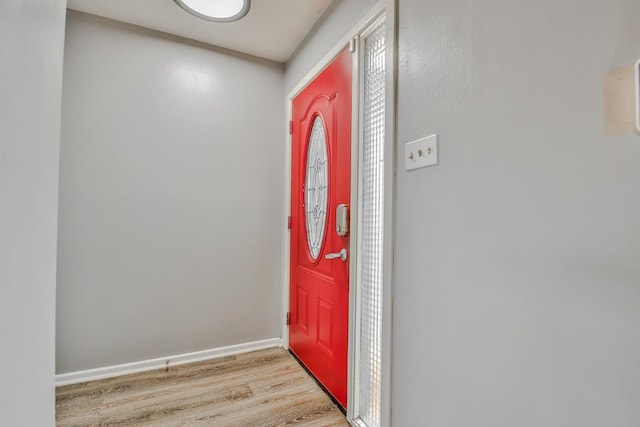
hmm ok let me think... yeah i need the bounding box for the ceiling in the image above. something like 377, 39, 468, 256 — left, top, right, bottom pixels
67, 0, 335, 63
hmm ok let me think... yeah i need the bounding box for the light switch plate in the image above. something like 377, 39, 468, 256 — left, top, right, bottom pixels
405, 134, 438, 171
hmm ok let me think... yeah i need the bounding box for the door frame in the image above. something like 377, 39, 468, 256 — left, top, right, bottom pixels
282, 2, 395, 425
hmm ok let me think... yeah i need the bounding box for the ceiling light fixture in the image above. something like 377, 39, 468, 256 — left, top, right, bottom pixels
174, 0, 251, 23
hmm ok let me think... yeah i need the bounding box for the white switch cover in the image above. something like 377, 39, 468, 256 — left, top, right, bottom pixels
405, 134, 438, 171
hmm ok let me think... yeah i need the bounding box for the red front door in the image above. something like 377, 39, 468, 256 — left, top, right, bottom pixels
289, 47, 352, 408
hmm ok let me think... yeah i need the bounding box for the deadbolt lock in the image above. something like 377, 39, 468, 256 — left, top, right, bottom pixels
336, 204, 349, 237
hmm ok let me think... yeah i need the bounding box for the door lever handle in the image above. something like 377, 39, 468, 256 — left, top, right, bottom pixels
325, 248, 348, 261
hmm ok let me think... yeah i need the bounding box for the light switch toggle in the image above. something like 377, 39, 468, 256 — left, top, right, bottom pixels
405, 134, 438, 171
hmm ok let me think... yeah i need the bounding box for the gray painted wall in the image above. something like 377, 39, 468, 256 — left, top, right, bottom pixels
285, 0, 380, 94
57, 11, 284, 374
288, 0, 640, 425
0, 0, 66, 425
393, 0, 640, 426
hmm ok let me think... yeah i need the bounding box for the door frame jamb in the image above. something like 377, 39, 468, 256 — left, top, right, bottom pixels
281, 3, 392, 425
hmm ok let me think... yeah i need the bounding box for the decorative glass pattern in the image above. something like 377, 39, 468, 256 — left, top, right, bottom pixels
305, 116, 329, 260
358, 21, 385, 427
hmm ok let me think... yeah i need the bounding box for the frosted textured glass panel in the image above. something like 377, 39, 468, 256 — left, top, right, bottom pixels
305, 116, 329, 259
358, 21, 385, 427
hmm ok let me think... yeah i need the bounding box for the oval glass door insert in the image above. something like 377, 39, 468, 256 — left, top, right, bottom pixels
305, 116, 329, 259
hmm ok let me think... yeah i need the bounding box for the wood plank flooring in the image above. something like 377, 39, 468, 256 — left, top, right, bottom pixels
56, 347, 349, 426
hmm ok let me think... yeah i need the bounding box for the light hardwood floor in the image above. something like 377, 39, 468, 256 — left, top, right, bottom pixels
56, 347, 349, 426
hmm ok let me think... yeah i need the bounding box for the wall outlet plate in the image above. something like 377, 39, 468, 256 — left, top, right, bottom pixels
405, 134, 438, 171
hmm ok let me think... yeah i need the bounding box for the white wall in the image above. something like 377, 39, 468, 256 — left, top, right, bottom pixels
285, 0, 380, 93
57, 11, 284, 374
0, 0, 66, 425
393, 0, 640, 426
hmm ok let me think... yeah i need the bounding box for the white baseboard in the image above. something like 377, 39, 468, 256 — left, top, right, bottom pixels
55, 337, 282, 387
